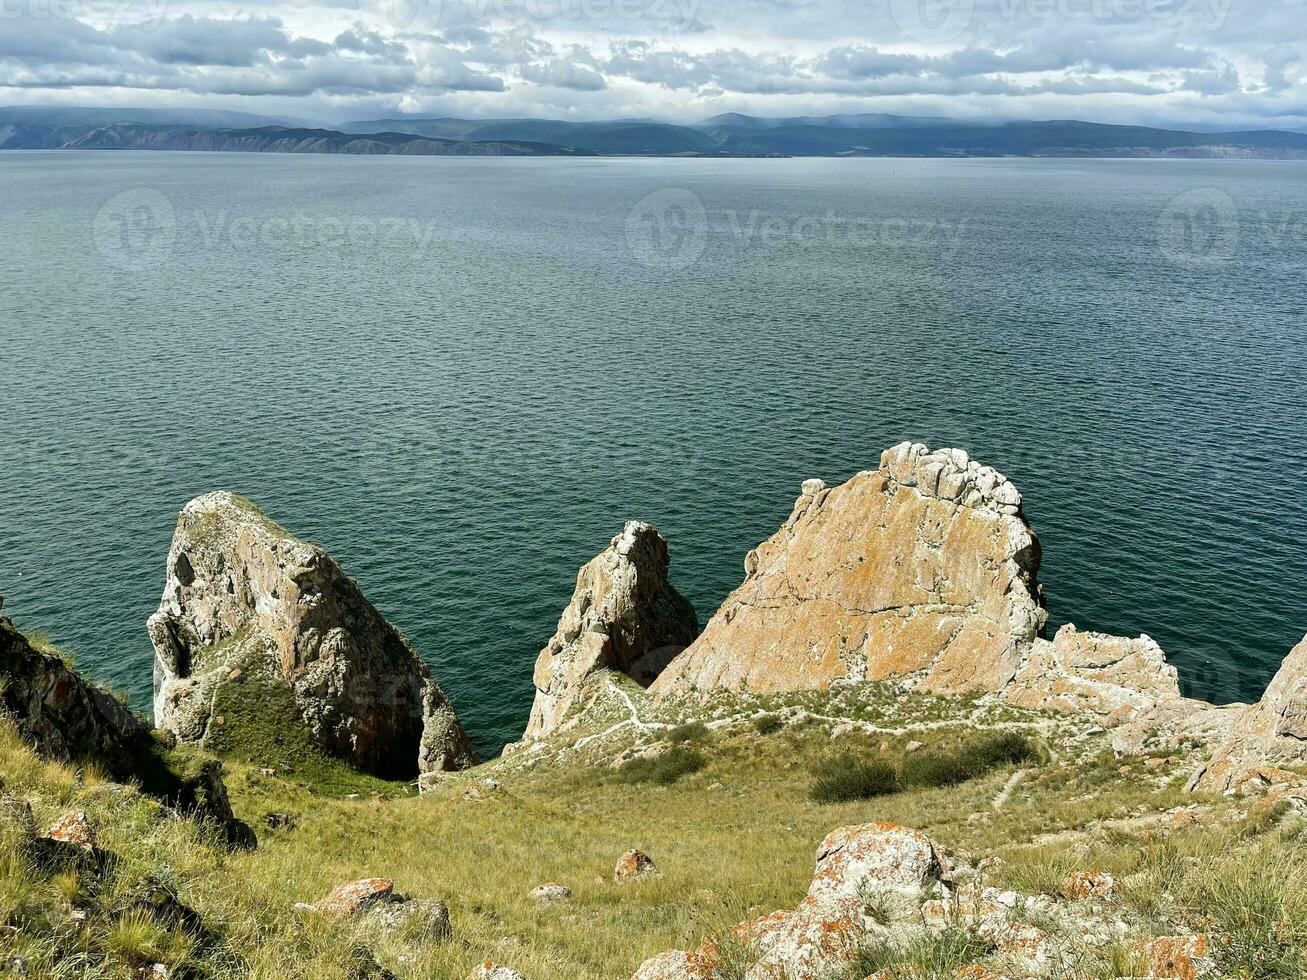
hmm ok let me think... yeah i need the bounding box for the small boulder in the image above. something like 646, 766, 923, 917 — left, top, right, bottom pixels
1059, 870, 1117, 901
46, 809, 96, 850
467, 964, 525, 980
313, 878, 394, 916
366, 897, 451, 940
614, 850, 658, 882
529, 883, 571, 903
1131, 934, 1219, 979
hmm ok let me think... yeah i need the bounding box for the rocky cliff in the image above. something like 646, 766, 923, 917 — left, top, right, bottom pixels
0, 612, 150, 777
149, 491, 476, 779
651, 443, 1045, 698
1189, 634, 1307, 794
525, 522, 697, 739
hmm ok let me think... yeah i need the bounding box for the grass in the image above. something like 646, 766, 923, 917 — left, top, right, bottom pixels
1, 676, 1303, 980
848, 927, 993, 978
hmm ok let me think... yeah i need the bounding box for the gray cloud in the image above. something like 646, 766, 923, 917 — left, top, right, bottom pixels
0, 0, 1302, 129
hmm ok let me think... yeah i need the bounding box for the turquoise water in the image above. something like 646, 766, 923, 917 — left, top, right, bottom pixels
2, 151, 1305, 757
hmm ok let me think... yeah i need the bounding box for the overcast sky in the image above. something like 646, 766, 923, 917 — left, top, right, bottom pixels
2, 0, 1304, 128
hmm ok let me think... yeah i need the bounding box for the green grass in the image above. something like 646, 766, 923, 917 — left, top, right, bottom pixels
1, 679, 1303, 980
848, 927, 992, 977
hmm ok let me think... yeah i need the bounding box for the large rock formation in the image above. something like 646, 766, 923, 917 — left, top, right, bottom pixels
652, 443, 1045, 698
149, 492, 476, 778
525, 521, 697, 739
1189, 634, 1307, 793
0, 613, 150, 775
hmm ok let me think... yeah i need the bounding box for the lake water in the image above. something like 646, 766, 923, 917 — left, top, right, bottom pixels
2, 151, 1305, 757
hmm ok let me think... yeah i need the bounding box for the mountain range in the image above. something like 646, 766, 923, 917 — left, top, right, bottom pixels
4, 105, 1307, 158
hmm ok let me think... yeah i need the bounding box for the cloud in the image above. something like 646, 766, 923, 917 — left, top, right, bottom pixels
0, 0, 1301, 129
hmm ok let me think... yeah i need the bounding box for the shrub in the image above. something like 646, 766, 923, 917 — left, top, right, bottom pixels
614, 747, 706, 786
751, 715, 783, 735
901, 733, 1036, 789
665, 721, 709, 744
809, 755, 899, 804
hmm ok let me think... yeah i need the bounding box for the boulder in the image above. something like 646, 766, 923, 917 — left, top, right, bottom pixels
467, 965, 525, 980
148, 492, 476, 779
1189, 634, 1307, 794
528, 883, 571, 903
525, 521, 697, 739
311, 878, 394, 916
1131, 934, 1219, 979
652, 444, 1045, 698
0, 616, 150, 776
45, 809, 96, 849
365, 897, 451, 940
614, 849, 659, 882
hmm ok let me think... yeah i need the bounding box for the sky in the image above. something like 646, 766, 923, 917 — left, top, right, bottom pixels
1, 0, 1305, 128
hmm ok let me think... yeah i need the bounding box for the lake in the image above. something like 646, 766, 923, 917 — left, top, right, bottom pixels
1, 151, 1305, 756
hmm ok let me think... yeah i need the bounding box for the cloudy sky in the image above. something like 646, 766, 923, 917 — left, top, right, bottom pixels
2, 0, 1305, 128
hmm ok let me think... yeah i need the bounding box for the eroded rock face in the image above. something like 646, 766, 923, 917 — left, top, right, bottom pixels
652, 443, 1045, 698
1005, 625, 1183, 719
1189, 634, 1307, 794
0, 616, 150, 776
149, 492, 476, 778
524, 521, 697, 739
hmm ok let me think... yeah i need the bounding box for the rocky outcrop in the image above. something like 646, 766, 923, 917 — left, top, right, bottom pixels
1189, 634, 1307, 794
149, 492, 476, 779
0, 615, 150, 776
1005, 625, 1183, 719
633, 822, 947, 980
652, 443, 1045, 698
524, 522, 697, 739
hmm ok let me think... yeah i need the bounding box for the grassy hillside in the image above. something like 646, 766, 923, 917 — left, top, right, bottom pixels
3, 664, 1305, 979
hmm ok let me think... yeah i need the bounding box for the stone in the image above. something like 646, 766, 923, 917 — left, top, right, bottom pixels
525, 521, 697, 739
0, 616, 150, 778
529, 883, 571, 902
313, 878, 394, 916
1059, 870, 1117, 901
45, 809, 95, 850
1189, 634, 1307, 794
614, 850, 658, 882
1131, 934, 1218, 979
148, 492, 476, 779
365, 897, 451, 940
630, 949, 722, 980
652, 444, 1045, 699
467, 964, 525, 980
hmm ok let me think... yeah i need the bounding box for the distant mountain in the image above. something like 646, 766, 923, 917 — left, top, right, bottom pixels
3, 122, 594, 156
343, 117, 734, 155
4, 106, 1307, 159
346, 113, 1307, 158
0, 105, 314, 129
